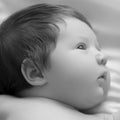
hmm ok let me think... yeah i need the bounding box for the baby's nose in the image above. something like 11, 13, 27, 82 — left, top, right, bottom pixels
96, 52, 108, 66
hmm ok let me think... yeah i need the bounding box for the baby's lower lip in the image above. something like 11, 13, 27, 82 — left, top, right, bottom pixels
97, 73, 107, 87
97, 72, 110, 90
97, 77, 105, 87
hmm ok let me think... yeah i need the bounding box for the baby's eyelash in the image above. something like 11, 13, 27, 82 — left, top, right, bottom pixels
77, 43, 87, 50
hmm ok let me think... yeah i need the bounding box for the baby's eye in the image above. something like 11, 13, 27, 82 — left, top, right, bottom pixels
77, 43, 87, 50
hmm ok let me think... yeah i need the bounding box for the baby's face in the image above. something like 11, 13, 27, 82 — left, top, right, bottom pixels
44, 17, 110, 109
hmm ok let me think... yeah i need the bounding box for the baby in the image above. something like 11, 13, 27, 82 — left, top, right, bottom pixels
0, 3, 117, 120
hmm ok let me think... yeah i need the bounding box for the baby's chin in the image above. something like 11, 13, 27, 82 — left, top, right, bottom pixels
82, 98, 107, 114
76, 91, 107, 111
81, 75, 110, 111
78, 98, 106, 114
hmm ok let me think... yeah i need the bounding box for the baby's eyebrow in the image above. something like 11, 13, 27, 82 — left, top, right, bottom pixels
77, 36, 89, 42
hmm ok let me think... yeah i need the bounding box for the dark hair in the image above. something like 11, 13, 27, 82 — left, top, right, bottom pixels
0, 3, 92, 96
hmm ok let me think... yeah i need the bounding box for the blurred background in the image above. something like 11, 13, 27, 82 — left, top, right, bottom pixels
0, 0, 120, 113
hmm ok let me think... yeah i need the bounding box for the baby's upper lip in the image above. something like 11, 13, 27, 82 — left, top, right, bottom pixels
98, 71, 108, 80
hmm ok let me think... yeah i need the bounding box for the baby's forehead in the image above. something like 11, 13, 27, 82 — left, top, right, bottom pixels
56, 17, 97, 42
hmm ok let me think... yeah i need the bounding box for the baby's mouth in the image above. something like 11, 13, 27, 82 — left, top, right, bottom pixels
97, 71, 108, 87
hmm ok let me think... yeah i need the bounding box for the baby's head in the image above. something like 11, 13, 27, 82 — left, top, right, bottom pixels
0, 4, 110, 110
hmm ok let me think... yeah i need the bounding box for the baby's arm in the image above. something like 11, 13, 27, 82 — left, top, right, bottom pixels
0, 96, 114, 120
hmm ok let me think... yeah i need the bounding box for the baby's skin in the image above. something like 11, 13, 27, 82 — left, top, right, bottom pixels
0, 96, 114, 120
0, 17, 118, 120
0, 4, 117, 120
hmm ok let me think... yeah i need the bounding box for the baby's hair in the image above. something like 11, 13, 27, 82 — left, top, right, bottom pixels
0, 3, 92, 96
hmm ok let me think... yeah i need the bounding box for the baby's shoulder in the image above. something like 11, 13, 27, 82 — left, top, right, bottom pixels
0, 96, 113, 120
21, 98, 111, 120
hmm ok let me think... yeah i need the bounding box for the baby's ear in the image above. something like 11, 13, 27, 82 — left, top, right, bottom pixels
21, 58, 48, 86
